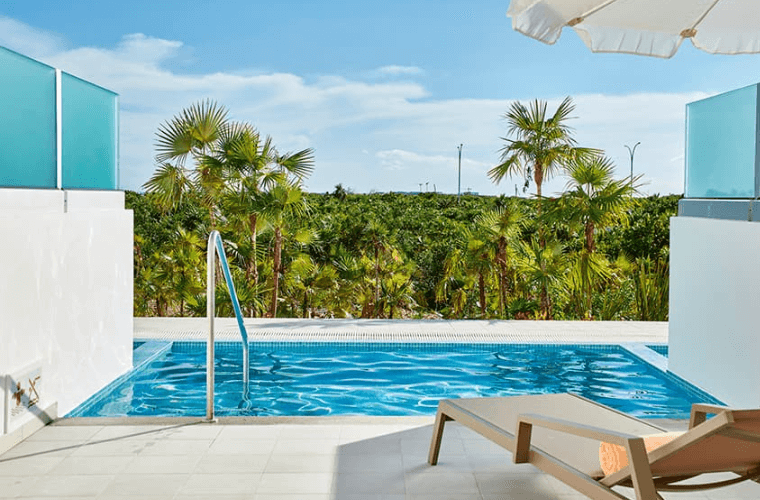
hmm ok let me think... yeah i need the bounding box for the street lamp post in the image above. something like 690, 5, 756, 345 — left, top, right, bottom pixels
624, 142, 641, 185
457, 144, 463, 201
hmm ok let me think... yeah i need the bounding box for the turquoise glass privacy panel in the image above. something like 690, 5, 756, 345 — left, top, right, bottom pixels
61, 72, 119, 190
685, 84, 759, 198
0, 47, 57, 188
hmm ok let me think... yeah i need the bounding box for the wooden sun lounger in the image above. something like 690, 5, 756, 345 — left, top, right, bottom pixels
428, 393, 760, 500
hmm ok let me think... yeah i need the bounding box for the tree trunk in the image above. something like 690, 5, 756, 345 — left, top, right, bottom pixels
361, 301, 373, 318
249, 214, 259, 285
269, 227, 282, 318
497, 239, 508, 318
245, 214, 259, 318
302, 290, 309, 318
179, 269, 185, 317
535, 161, 545, 248
374, 246, 381, 318
134, 243, 143, 274
539, 284, 551, 320
585, 222, 595, 319
541, 287, 549, 319
540, 264, 549, 319
478, 272, 486, 316
208, 206, 216, 231
534, 168, 550, 319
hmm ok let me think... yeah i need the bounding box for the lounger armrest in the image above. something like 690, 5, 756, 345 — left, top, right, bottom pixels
690, 403, 732, 429
514, 413, 659, 498
513, 413, 641, 464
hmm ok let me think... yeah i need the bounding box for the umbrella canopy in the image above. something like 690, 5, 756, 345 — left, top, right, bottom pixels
508, 0, 760, 58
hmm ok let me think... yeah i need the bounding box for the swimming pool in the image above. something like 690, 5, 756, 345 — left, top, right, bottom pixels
69, 342, 718, 419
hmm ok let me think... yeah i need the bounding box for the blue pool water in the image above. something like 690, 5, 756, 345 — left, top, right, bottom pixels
70, 342, 717, 419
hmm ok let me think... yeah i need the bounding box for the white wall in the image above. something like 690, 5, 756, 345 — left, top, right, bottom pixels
0, 188, 133, 430
669, 216, 760, 408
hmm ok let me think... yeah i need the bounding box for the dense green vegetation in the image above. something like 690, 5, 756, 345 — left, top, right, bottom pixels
129, 190, 678, 320
130, 97, 676, 321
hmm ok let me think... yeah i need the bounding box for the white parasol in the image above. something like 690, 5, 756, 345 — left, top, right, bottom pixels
508, 0, 760, 58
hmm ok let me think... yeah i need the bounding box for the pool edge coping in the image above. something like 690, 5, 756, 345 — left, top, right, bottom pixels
53, 415, 438, 426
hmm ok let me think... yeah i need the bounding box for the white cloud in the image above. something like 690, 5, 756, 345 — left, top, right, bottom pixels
0, 16, 66, 57
2, 16, 703, 196
367, 65, 425, 78
376, 149, 489, 173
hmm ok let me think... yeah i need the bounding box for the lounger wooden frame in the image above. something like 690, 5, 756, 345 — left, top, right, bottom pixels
428, 395, 760, 500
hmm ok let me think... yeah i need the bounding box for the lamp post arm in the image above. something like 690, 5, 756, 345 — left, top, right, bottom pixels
624, 142, 641, 184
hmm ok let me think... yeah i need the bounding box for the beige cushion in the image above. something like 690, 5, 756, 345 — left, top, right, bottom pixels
599, 432, 684, 476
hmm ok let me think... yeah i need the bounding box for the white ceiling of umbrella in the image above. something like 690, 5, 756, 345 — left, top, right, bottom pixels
508, 0, 760, 58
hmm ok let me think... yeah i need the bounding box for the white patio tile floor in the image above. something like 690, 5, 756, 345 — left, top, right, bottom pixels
1, 419, 758, 499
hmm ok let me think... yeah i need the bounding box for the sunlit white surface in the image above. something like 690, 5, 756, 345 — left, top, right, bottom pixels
670, 216, 760, 408
0, 188, 132, 432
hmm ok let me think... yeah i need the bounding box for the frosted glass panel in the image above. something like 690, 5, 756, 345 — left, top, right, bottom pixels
685, 85, 758, 198
61, 72, 118, 190
0, 47, 57, 188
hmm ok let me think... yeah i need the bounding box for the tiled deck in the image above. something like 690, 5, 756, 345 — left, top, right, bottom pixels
134, 318, 669, 343
2, 418, 758, 499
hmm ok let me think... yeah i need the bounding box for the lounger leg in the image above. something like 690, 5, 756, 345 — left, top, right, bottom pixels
625, 438, 658, 500
428, 409, 451, 465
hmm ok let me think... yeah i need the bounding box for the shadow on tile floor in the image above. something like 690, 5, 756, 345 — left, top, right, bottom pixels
333, 422, 760, 500
334, 424, 565, 500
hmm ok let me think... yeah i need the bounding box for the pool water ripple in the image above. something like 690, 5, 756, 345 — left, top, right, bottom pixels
70, 343, 719, 419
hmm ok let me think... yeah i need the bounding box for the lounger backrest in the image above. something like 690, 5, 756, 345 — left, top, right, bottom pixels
648, 409, 760, 476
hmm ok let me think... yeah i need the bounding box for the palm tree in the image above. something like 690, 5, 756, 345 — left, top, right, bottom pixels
518, 239, 569, 319
488, 97, 598, 243
633, 257, 669, 321
169, 228, 204, 316
549, 155, 637, 318
361, 221, 392, 318
557, 156, 637, 252
476, 200, 524, 318
382, 271, 417, 319
332, 184, 349, 201
145, 101, 315, 317
222, 125, 314, 290
436, 238, 495, 318
144, 100, 230, 223
331, 247, 367, 318
287, 255, 339, 318
259, 181, 309, 317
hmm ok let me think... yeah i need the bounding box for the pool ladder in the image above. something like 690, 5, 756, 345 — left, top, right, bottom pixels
206, 230, 250, 421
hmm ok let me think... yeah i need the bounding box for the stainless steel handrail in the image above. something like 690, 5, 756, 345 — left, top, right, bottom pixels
206, 230, 250, 421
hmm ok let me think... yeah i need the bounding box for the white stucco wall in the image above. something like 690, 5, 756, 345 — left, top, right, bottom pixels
669, 216, 760, 408
0, 188, 132, 431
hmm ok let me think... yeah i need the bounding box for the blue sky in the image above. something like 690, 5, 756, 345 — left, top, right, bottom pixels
3, 1, 760, 196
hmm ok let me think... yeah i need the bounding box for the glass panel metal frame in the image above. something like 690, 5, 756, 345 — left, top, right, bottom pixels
0, 45, 119, 191
685, 84, 760, 199
0, 47, 57, 188
61, 72, 119, 190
